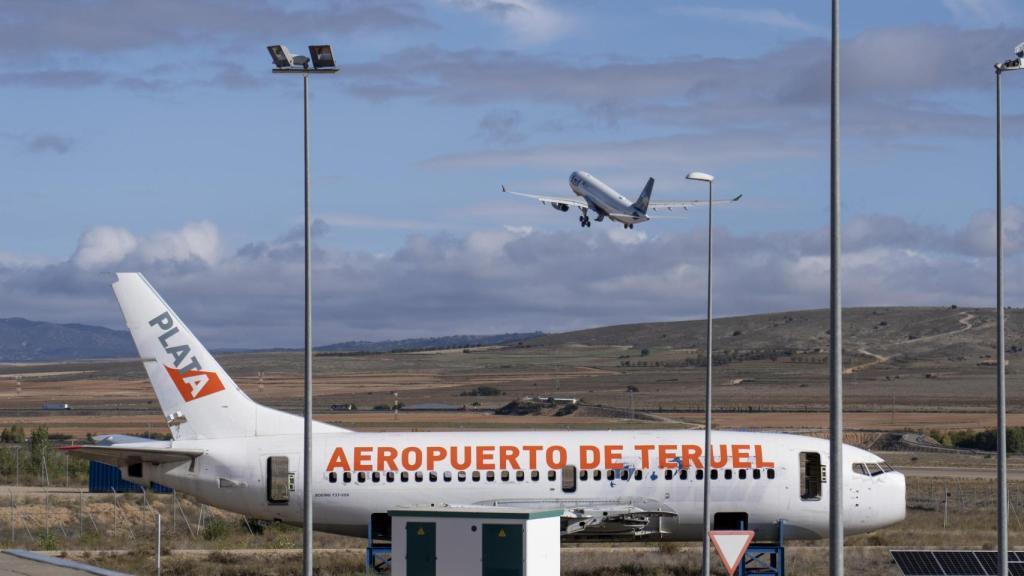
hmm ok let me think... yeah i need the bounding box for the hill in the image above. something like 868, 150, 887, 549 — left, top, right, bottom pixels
528, 306, 1022, 364
315, 332, 542, 354
0, 317, 136, 362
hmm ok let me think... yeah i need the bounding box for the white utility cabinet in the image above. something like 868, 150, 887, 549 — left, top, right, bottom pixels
389, 505, 562, 576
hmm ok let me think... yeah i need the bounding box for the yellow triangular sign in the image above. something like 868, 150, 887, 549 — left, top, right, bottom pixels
417, 527, 425, 536
498, 529, 506, 538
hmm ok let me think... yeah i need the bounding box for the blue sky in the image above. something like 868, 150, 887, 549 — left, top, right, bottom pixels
2, 0, 1024, 347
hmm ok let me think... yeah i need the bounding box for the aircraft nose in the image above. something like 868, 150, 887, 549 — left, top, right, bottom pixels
569, 171, 581, 183
869, 471, 906, 530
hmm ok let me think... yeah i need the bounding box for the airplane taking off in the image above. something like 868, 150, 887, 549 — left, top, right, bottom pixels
66, 273, 904, 542
504, 171, 741, 229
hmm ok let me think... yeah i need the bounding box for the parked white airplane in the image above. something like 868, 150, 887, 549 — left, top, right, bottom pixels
503, 171, 741, 229
66, 273, 904, 541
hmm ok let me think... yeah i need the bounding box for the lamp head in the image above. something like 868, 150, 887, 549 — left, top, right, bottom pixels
267, 45, 294, 68
309, 45, 336, 69
686, 171, 714, 183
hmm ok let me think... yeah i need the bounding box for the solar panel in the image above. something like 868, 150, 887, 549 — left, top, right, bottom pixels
891, 551, 1024, 576
932, 551, 986, 575
893, 551, 943, 575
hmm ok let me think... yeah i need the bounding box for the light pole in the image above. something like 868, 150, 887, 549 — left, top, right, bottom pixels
267, 43, 338, 576
687, 170, 715, 576
994, 42, 1023, 576
828, 1, 844, 574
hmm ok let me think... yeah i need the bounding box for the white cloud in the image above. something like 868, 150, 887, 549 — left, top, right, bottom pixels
4, 208, 1024, 348
71, 221, 219, 271
141, 221, 220, 266
943, 0, 1020, 26
676, 6, 821, 34
72, 226, 138, 271
444, 0, 570, 44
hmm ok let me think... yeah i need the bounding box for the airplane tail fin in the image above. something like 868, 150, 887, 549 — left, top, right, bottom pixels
631, 178, 655, 214
112, 273, 259, 441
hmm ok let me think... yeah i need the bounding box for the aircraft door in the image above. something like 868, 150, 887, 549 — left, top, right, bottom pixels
561, 465, 577, 493
800, 452, 823, 501
267, 456, 291, 504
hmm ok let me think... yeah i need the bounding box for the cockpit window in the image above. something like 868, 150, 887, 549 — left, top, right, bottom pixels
853, 461, 893, 476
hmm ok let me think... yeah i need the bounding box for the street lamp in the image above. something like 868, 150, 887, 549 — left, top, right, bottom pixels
687, 170, 715, 576
994, 42, 1022, 576
267, 43, 338, 576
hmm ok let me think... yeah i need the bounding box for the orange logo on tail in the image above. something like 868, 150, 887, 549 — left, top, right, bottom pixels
165, 366, 225, 402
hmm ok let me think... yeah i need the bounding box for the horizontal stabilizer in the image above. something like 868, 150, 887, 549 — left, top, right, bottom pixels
63, 444, 204, 467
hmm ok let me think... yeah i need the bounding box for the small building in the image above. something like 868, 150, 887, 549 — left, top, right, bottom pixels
390, 505, 561, 576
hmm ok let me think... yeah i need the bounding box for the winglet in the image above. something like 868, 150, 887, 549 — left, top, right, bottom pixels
733, 194, 743, 202
501, 185, 507, 193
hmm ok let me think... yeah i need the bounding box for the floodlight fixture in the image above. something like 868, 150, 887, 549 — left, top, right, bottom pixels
686, 171, 714, 183
267, 45, 295, 68
309, 45, 336, 69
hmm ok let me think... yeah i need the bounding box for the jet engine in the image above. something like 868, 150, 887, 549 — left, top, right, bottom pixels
551, 202, 570, 212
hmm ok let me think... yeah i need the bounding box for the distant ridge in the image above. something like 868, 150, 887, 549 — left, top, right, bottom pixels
315, 332, 543, 354
0, 317, 136, 362
0, 317, 543, 362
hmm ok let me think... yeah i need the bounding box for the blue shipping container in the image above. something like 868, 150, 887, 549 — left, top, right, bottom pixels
88, 461, 173, 494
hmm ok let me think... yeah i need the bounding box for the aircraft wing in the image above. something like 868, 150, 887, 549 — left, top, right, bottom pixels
62, 444, 204, 467
502, 186, 589, 209
647, 194, 743, 212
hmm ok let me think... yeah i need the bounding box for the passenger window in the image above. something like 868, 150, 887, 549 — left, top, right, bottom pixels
800, 452, 823, 500
580, 470, 589, 481
634, 469, 642, 481
753, 469, 761, 480
400, 472, 409, 482
696, 469, 704, 481
562, 465, 577, 493
725, 469, 732, 480
443, 471, 452, 482
328, 471, 337, 484
486, 471, 495, 481
429, 471, 437, 482
458, 471, 466, 482
606, 469, 614, 480
516, 470, 524, 481
414, 472, 423, 482
548, 470, 556, 481
372, 471, 380, 483
739, 469, 746, 480
531, 470, 539, 481
594, 470, 602, 481
343, 471, 352, 483
665, 469, 673, 480
387, 472, 395, 482
357, 472, 366, 483
680, 469, 688, 480
710, 470, 718, 480
472, 471, 481, 482
767, 469, 775, 479
501, 470, 510, 481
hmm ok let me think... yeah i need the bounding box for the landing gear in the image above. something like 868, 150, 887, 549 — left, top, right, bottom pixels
579, 213, 591, 228
623, 223, 634, 230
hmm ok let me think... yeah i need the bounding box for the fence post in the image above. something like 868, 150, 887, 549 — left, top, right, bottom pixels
79, 489, 84, 537
156, 512, 161, 576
